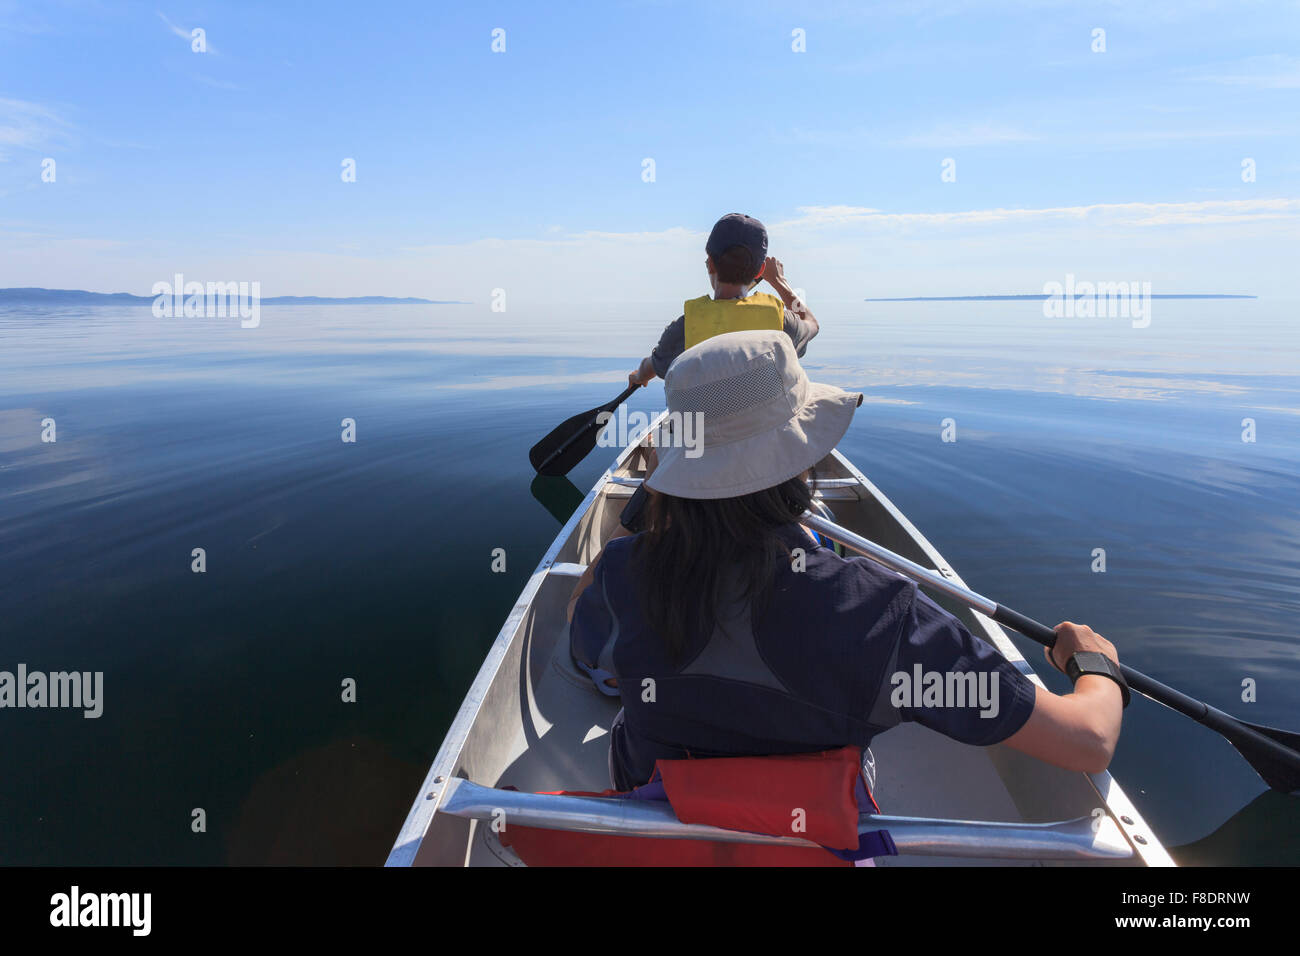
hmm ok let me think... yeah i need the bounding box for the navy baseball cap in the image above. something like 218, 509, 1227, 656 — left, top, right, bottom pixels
705, 213, 767, 272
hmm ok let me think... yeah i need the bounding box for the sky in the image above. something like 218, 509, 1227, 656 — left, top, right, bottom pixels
1, 0, 1298, 303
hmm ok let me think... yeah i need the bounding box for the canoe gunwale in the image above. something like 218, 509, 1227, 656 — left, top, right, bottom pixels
385, 435, 646, 867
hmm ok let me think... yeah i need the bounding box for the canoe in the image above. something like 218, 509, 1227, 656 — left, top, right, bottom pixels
387, 427, 1173, 867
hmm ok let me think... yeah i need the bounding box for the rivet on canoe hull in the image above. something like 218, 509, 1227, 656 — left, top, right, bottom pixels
1134, 835, 1148, 845
1121, 815, 1134, 825
426, 792, 437, 800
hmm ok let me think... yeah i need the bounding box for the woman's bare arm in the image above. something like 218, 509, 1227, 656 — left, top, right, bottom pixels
1002, 622, 1124, 773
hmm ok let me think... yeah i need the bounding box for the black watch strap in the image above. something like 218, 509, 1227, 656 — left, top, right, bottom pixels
1065, 651, 1130, 708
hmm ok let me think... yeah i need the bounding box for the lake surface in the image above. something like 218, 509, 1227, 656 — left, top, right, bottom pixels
1, 298, 1297, 864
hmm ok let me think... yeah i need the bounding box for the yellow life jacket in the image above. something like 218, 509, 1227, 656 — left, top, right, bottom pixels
683, 293, 784, 350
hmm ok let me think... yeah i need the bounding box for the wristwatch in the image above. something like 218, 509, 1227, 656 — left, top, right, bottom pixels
1065, 651, 1131, 708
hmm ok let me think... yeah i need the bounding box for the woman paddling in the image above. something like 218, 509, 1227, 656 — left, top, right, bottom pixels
569, 329, 1128, 792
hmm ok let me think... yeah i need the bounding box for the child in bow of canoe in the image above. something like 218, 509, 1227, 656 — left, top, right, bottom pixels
627, 212, 820, 389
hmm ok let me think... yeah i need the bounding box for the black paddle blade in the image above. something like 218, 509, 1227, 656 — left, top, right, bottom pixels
528, 384, 637, 476
1237, 721, 1300, 794
529, 403, 609, 475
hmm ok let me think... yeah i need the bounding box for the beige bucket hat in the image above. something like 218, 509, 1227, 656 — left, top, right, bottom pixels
646, 329, 863, 500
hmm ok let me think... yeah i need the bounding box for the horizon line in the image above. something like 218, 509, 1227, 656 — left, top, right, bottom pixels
0, 287, 471, 305
865, 294, 1258, 302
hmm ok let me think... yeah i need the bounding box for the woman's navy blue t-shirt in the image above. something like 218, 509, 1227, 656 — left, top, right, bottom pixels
570, 524, 1037, 790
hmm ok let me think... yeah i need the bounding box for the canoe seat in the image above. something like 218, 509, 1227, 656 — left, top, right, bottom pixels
439, 776, 1137, 865
496, 746, 892, 867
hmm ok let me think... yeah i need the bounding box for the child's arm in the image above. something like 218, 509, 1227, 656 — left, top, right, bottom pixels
762, 257, 819, 337
628, 355, 656, 388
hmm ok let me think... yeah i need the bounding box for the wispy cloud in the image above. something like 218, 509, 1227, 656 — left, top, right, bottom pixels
156, 11, 188, 40
791, 118, 1273, 151
190, 73, 244, 91
158, 10, 236, 88
789, 122, 1039, 149
399, 226, 700, 255
157, 10, 218, 54
0, 97, 71, 161
1185, 54, 1300, 90
774, 198, 1300, 231
0, 229, 128, 251
784, 0, 1274, 25
1112, 127, 1284, 143
889, 123, 1039, 148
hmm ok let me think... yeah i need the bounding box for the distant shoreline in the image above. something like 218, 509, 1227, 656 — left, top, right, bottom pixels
865, 294, 1257, 301
0, 288, 470, 306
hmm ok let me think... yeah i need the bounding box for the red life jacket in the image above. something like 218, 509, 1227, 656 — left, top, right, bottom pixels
498, 746, 895, 867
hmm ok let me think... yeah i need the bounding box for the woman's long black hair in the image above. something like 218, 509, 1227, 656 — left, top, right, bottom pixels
631, 470, 815, 661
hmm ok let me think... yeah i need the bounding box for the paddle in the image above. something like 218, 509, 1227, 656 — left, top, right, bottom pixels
801, 511, 1300, 794
528, 276, 767, 476
529, 383, 639, 477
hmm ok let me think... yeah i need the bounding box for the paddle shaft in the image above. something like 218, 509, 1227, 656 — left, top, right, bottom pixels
800, 512, 1300, 786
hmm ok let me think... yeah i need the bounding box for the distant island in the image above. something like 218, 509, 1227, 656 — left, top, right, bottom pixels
865, 294, 1257, 301
0, 288, 468, 305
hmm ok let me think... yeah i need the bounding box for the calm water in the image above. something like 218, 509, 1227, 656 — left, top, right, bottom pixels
1, 299, 1297, 865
